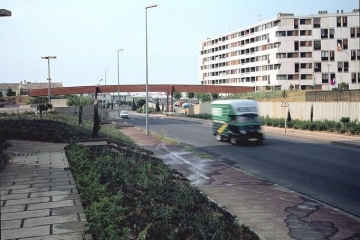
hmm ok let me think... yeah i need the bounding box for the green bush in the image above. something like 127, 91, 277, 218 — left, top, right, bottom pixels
65, 143, 258, 240
260, 116, 359, 135
0, 136, 12, 172
187, 113, 212, 120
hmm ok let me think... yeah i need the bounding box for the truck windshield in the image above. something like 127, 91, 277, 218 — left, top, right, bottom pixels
236, 114, 259, 123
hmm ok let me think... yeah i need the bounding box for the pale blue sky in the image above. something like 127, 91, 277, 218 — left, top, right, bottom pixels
1, 0, 358, 87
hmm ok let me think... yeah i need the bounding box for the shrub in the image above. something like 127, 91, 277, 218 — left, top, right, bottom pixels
65, 143, 258, 240
0, 136, 12, 172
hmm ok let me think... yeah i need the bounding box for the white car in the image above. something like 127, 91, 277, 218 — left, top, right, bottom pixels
120, 110, 129, 119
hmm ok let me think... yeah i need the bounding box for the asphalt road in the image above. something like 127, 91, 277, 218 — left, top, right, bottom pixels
115, 113, 360, 218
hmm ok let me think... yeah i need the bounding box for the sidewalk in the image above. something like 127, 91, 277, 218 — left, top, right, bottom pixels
0, 141, 91, 240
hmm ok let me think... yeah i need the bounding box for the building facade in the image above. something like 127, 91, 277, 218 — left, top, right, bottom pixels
0, 80, 63, 98
199, 9, 360, 91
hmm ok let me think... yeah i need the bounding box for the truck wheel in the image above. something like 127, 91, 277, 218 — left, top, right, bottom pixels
230, 136, 238, 145
216, 134, 223, 142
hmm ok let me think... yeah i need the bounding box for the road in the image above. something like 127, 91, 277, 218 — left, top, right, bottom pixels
114, 112, 360, 218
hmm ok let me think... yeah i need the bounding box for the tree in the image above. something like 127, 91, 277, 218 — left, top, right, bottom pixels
136, 99, 146, 108
155, 98, 160, 112
173, 92, 182, 101
186, 92, 194, 99
131, 99, 137, 111
211, 93, 219, 100
92, 104, 101, 138
6, 88, 15, 97
195, 93, 211, 103
339, 82, 347, 90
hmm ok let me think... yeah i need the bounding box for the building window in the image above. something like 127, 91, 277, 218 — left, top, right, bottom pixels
329, 29, 334, 38
342, 16, 347, 27
351, 72, 356, 83
351, 49, 356, 60
337, 39, 343, 51
357, 27, 360, 38
358, 73, 360, 83
358, 50, 360, 60
321, 29, 328, 39
300, 19, 311, 25
351, 28, 356, 38
344, 62, 349, 72
276, 53, 286, 58
322, 73, 329, 83
321, 51, 328, 61
314, 40, 321, 50
338, 62, 343, 72
343, 38, 348, 49
276, 31, 286, 37
337, 17, 341, 27
314, 62, 321, 72
300, 52, 312, 58
313, 18, 320, 28
294, 19, 298, 29
330, 51, 335, 61
277, 75, 287, 80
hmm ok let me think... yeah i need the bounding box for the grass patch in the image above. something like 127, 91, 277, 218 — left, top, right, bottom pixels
155, 129, 178, 145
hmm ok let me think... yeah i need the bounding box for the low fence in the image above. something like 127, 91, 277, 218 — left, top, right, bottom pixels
182, 101, 360, 121
306, 90, 360, 102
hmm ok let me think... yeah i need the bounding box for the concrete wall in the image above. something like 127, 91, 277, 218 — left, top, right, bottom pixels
54, 105, 109, 121
181, 102, 360, 121
51, 99, 67, 107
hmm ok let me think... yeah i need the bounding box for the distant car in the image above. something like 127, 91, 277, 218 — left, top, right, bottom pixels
182, 103, 194, 108
120, 110, 129, 119
0, 100, 5, 108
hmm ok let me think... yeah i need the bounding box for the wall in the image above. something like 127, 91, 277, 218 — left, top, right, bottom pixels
181, 102, 360, 121
55, 105, 109, 121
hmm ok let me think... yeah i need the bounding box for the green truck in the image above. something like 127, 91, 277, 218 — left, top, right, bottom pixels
211, 99, 264, 145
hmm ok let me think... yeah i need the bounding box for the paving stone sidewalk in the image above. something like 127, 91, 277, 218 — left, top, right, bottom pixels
0, 140, 91, 240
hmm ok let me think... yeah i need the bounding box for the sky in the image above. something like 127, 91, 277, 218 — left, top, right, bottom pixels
1, 0, 359, 87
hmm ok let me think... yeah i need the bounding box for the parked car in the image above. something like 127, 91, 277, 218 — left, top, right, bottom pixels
0, 100, 5, 107
182, 102, 194, 108
175, 101, 184, 107
120, 110, 129, 119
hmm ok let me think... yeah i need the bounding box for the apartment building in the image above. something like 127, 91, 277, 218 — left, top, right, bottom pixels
199, 9, 360, 91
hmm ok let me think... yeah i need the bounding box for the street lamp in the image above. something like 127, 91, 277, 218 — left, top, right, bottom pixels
41, 56, 56, 104
145, 3, 157, 135
117, 49, 124, 118
104, 69, 109, 85
327, 64, 331, 90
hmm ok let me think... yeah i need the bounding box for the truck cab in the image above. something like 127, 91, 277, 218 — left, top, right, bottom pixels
211, 99, 263, 145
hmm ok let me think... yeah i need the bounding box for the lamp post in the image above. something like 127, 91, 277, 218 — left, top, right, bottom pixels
145, 3, 157, 135
104, 69, 109, 85
327, 64, 331, 90
117, 49, 124, 118
41, 56, 56, 104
